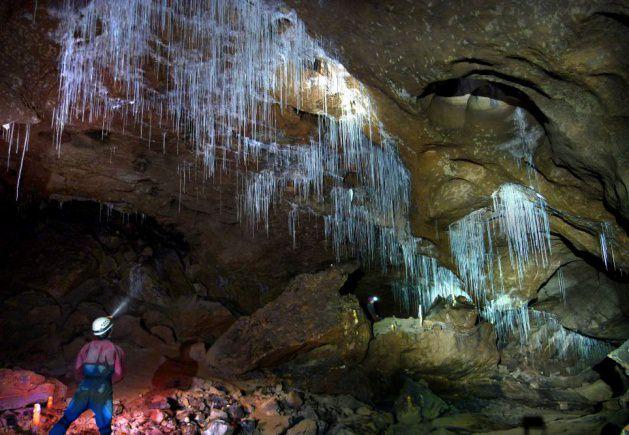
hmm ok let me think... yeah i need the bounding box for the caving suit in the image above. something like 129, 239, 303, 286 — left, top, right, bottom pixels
50, 339, 125, 435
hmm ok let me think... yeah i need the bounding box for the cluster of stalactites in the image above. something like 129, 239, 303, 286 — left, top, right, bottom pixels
498, 107, 542, 186
392, 260, 468, 316
54, 0, 448, 299
53, 0, 318, 166
447, 183, 554, 344
1, 122, 31, 200
490, 302, 612, 369
449, 183, 551, 306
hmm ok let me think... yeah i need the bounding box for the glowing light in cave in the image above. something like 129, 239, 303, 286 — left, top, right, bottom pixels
111, 263, 144, 318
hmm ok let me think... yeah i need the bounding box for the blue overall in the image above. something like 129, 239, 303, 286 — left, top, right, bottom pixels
49, 364, 114, 435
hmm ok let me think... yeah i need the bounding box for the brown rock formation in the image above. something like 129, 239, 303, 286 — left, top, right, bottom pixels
206, 265, 371, 375
364, 316, 499, 382
0, 369, 66, 411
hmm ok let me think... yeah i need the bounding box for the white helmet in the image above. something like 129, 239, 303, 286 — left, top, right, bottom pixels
92, 317, 113, 337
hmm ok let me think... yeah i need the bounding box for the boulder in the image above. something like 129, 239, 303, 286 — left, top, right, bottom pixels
287, 418, 318, 435
0, 369, 66, 410
171, 297, 236, 343
286, 391, 303, 409
608, 340, 629, 375
573, 380, 613, 403
536, 261, 629, 340
203, 419, 233, 435
206, 266, 370, 375
424, 296, 477, 330
393, 377, 450, 423
364, 316, 499, 380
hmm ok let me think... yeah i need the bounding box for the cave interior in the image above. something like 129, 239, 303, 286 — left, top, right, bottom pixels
0, 0, 628, 434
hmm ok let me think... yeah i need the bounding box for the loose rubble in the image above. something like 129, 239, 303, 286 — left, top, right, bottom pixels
0, 377, 393, 434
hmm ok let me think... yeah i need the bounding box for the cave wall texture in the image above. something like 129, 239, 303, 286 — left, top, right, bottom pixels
0, 0, 628, 434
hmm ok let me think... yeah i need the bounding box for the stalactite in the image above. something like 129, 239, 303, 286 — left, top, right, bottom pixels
599, 221, 616, 270
499, 107, 542, 184
494, 306, 613, 368
1, 122, 32, 200
491, 183, 551, 285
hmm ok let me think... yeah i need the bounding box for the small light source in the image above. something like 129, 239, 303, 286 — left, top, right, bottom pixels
1, 123, 10, 131
47, 396, 53, 409
33, 403, 41, 427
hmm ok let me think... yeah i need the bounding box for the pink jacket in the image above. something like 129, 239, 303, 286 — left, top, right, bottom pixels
74, 339, 125, 383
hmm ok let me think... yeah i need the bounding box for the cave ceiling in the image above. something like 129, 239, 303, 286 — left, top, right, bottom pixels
0, 0, 627, 314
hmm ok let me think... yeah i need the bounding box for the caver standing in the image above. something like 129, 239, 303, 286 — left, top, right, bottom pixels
50, 317, 125, 435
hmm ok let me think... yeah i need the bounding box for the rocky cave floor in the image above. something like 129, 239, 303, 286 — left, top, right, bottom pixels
0, 198, 627, 435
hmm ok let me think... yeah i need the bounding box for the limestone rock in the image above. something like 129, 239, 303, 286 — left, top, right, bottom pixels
365, 317, 499, 381
536, 260, 629, 340
287, 418, 318, 435
393, 377, 450, 424
171, 297, 236, 343
286, 390, 303, 409
0, 369, 66, 411
203, 419, 233, 435
573, 380, 613, 403
608, 340, 629, 375
424, 296, 477, 330
283, 0, 629, 263
206, 266, 370, 375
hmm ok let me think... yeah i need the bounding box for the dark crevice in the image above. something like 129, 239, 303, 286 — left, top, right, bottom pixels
450, 57, 494, 67
461, 69, 552, 99
339, 268, 365, 295
505, 54, 567, 82
593, 11, 629, 28
601, 188, 629, 235
553, 232, 628, 283
417, 77, 548, 125
84, 128, 111, 142
593, 357, 628, 397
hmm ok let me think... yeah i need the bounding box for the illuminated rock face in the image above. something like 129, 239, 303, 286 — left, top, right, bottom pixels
364, 313, 500, 382
206, 265, 371, 375
0, 369, 66, 411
